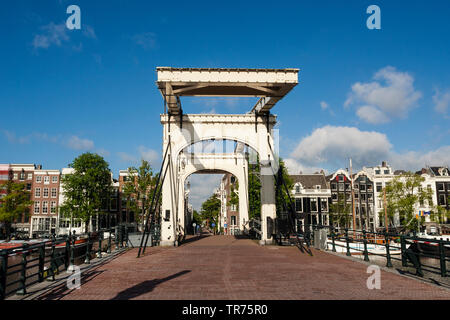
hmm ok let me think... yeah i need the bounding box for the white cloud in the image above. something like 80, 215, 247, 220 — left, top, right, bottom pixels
345, 66, 422, 124
288, 125, 449, 172
66, 136, 94, 150
433, 88, 450, 117
32, 22, 69, 49
118, 152, 136, 163
356, 105, 389, 124
320, 101, 328, 110
290, 126, 392, 169
138, 146, 159, 163
388, 146, 450, 171
132, 32, 157, 50
32, 22, 97, 51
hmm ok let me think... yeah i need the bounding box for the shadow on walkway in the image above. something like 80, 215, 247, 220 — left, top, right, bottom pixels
179, 234, 210, 246
111, 270, 191, 300
35, 269, 105, 300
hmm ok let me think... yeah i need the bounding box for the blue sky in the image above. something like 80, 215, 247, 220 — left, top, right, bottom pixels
1, 1, 449, 209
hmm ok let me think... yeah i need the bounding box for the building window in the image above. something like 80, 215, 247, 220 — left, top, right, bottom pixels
331, 183, 336, 190
376, 183, 382, 192
43, 188, 49, 198
13, 173, 18, 180
36, 176, 42, 183
331, 193, 337, 200
338, 183, 344, 191
52, 176, 58, 183
19, 172, 25, 181
354, 193, 359, 200
27, 173, 32, 180
320, 198, 328, 212
437, 183, 445, 191
384, 170, 390, 174
310, 198, 318, 212
32, 218, 38, 231
51, 188, 57, 198
231, 216, 237, 225
345, 183, 351, 191
295, 198, 303, 212
361, 193, 366, 201
26, 183, 32, 191
360, 184, 366, 192
367, 184, 373, 192
51, 201, 56, 213
375, 170, 380, 174
34, 201, 40, 214
338, 175, 344, 182
35, 188, 41, 198
44, 176, 50, 184
295, 185, 300, 193
438, 194, 446, 206
368, 193, 373, 202
354, 184, 359, 190
42, 201, 48, 214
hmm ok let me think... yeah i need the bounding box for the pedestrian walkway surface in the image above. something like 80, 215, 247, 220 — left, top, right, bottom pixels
30, 235, 450, 300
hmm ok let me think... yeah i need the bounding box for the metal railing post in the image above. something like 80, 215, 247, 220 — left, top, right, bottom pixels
38, 244, 45, 282
48, 238, 56, 281
70, 236, 75, 266
345, 228, 351, 256
385, 232, 393, 268
16, 245, 28, 295
125, 227, 129, 248
97, 231, 103, 258
0, 251, 7, 300
64, 236, 70, 270
439, 239, 447, 277
84, 232, 91, 264
107, 229, 112, 254
363, 229, 369, 262
400, 235, 407, 267
331, 228, 336, 252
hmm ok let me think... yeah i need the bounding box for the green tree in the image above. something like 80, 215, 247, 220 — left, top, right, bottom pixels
192, 209, 202, 225
201, 194, 221, 232
229, 177, 239, 210
384, 172, 433, 232
275, 158, 294, 216
248, 162, 261, 220
122, 160, 156, 231
60, 153, 112, 233
330, 194, 352, 228
0, 181, 33, 240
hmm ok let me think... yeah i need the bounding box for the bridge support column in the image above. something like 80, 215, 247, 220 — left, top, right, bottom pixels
260, 162, 276, 245
160, 143, 177, 247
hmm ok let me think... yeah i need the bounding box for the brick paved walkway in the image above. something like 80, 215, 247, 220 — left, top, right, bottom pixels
32, 235, 450, 300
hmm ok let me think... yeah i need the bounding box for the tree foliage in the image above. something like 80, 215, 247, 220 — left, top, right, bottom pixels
384, 172, 433, 231
122, 160, 156, 229
0, 181, 33, 239
248, 162, 261, 220
275, 158, 294, 216
329, 194, 352, 228
201, 194, 221, 230
60, 152, 112, 232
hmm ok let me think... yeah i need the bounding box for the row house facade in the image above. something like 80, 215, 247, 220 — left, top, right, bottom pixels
31, 168, 61, 238
290, 173, 331, 230
219, 173, 240, 235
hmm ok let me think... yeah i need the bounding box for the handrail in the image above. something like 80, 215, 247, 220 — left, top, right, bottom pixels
0, 225, 129, 300
303, 223, 449, 279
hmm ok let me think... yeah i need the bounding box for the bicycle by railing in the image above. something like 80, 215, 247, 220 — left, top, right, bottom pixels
0, 225, 130, 300
302, 224, 449, 279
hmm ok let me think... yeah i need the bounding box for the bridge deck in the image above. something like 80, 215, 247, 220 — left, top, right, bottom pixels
25, 235, 450, 300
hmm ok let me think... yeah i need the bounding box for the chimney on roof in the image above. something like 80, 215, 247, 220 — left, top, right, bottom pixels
36, 164, 42, 170
382, 161, 387, 167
